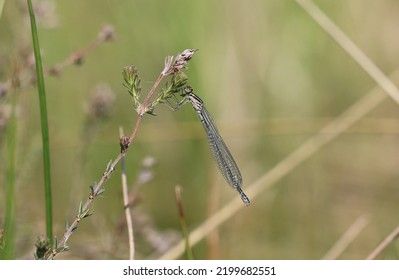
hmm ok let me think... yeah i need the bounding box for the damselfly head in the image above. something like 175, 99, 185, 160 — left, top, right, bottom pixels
181, 86, 194, 97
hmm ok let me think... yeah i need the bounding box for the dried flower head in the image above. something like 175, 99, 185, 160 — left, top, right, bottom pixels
98, 25, 116, 42
162, 49, 198, 75
34, 236, 51, 260
119, 135, 130, 153
173, 49, 197, 69
86, 83, 115, 119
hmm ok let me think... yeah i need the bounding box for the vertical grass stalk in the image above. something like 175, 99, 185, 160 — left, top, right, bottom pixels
119, 127, 135, 260
27, 0, 53, 243
2, 85, 18, 260
175, 185, 193, 260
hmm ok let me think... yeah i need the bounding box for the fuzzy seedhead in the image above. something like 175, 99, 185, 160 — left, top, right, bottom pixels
86, 83, 115, 121
98, 25, 116, 42
34, 237, 51, 260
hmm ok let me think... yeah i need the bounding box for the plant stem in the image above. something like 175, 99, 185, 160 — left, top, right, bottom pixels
27, 0, 53, 244
366, 225, 399, 260
53, 71, 167, 258
2, 83, 17, 260
142, 73, 164, 110
128, 73, 164, 142
120, 127, 135, 260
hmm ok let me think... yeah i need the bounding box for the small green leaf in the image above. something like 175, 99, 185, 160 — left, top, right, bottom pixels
96, 188, 106, 196
106, 160, 112, 172
89, 182, 98, 196
79, 207, 91, 219
78, 201, 83, 214
82, 212, 92, 219
149, 72, 189, 113
54, 246, 69, 254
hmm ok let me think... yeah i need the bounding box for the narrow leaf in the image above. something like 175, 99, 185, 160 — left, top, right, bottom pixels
78, 201, 83, 214
27, 0, 53, 244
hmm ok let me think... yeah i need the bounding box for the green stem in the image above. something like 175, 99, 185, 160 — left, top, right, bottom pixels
27, 0, 53, 244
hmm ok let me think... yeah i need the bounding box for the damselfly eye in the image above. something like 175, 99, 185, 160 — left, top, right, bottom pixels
183, 86, 193, 95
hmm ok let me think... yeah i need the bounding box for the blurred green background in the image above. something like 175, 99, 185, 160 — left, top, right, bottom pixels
1, 0, 399, 259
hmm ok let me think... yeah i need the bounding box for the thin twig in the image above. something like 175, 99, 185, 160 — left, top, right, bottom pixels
322, 214, 369, 260
52, 67, 168, 259
295, 0, 399, 105
2, 63, 19, 260
1, 25, 115, 95
140, 73, 164, 116
48, 25, 115, 76
119, 127, 135, 260
366, 225, 399, 260
158, 69, 399, 260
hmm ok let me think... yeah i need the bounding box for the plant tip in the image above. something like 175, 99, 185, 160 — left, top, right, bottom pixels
99, 25, 116, 42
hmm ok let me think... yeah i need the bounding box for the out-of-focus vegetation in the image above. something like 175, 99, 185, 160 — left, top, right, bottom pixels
1, 0, 399, 259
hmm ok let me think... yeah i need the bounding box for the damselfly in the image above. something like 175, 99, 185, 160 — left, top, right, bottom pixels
174, 86, 250, 206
